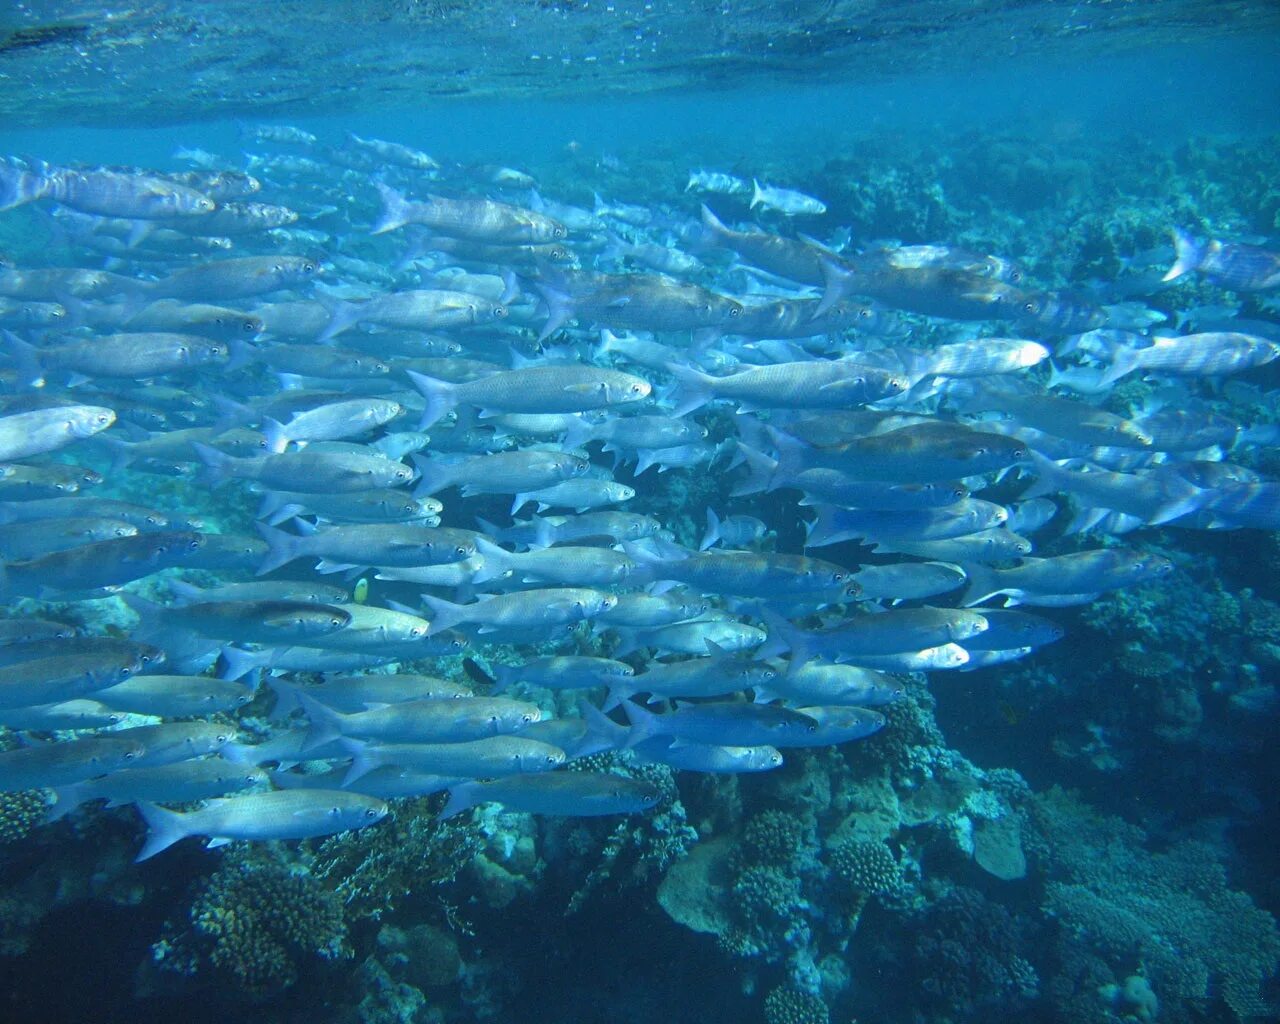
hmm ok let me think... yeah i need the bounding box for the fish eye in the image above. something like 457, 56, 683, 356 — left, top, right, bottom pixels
493, 305, 509, 319
216, 732, 229, 743
330, 805, 341, 815
303, 263, 316, 273
455, 546, 468, 557
545, 755, 558, 765
522, 713, 535, 723
364, 808, 379, 819
330, 616, 344, 627
124, 749, 138, 761
728, 305, 742, 318
553, 226, 566, 239
858, 307, 873, 319
1010, 269, 1023, 282
412, 626, 427, 638
1022, 301, 1037, 315
243, 320, 257, 332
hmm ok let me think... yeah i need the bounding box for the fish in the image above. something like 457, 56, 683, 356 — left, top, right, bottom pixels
749, 180, 827, 216
408, 364, 652, 428
440, 772, 661, 819
1163, 227, 1280, 291
135, 789, 388, 861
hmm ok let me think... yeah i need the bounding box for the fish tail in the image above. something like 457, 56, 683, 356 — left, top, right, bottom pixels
371, 182, 411, 235
767, 427, 811, 483
0, 163, 46, 212
316, 295, 361, 343
190, 441, 234, 487
296, 691, 345, 750
438, 781, 481, 820
750, 179, 763, 210
698, 506, 722, 551
165, 578, 205, 604
217, 645, 267, 682
253, 521, 300, 576
419, 593, 465, 634
0, 328, 43, 387
618, 698, 657, 748
45, 786, 83, 823
813, 256, 856, 320
406, 370, 458, 429
410, 452, 453, 498
340, 737, 378, 786
958, 563, 1003, 607
579, 698, 628, 749
1150, 481, 1209, 526
803, 505, 845, 548
532, 281, 574, 344
757, 607, 805, 662
470, 536, 512, 584
261, 417, 291, 455
135, 802, 191, 862
1163, 226, 1206, 283
263, 676, 303, 720
694, 204, 729, 251
1097, 346, 1142, 388
731, 441, 779, 496
665, 361, 716, 417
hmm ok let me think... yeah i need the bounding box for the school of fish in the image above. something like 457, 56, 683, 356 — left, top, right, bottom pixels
0, 127, 1276, 862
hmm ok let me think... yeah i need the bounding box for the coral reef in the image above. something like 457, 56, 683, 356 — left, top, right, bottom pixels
153, 848, 349, 998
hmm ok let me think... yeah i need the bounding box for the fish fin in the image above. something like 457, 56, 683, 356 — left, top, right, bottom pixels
958, 563, 1008, 607
438, 781, 481, 820
698, 506, 721, 551
697, 204, 730, 248
618, 698, 659, 748
261, 417, 292, 455
665, 361, 717, 417
295, 691, 346, 751
190, 441, 235, 487
410, 453, 454, 497
217, 645, 267, 682
1162, 227, 1205, 283
470, 536, 513, 584
418, 593, 465, 635
44, 786, 82, 823
532, 281, 574, 343
1096, 346, 1143, 388
813, 256, 856, 320
339, 737, 378, 786
371, 182, 411, 235
730, 441, 779, 496
0, 329, 43, 387
253, 521, 300, 576
406, 371, 458, 430
315, 294, 363, 343
134, 802, 190, 862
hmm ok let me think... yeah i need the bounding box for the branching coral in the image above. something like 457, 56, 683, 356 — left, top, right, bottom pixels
154, 848, 349, 998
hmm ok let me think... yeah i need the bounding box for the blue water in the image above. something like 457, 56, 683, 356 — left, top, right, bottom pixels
0, 4, 1278, 1023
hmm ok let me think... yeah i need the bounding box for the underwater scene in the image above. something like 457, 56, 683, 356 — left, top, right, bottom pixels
1, 2, 1280, 1023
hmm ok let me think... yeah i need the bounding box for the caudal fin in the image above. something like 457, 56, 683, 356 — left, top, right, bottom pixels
371, 183, 412, 235
406, 371, 459, 430
438, 781, 482, 820
135, 802, 192, 862
1162, 227, 1206, 283
253, 521, 301, 576
419, 593, 467, 635
665, 361, 718, 418
296, 691, 347, 751
698, 506, 722, 551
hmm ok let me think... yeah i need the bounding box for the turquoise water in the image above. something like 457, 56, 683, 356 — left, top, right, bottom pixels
0, 4, 1278, 1023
